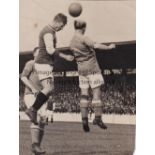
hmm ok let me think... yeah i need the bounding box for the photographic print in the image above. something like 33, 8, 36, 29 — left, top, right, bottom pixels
19, 0, 136, 155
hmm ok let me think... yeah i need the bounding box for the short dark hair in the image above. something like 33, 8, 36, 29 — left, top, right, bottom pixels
54, 13, 67, 25
33, 47, 39, 54
74, 20, 86, 29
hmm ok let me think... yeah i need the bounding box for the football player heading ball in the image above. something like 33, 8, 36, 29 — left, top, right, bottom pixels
25, 13, 74, 125
70, 20, 115, 132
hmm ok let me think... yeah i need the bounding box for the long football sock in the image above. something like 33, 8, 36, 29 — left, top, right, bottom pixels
32, 92, 48, 110
80, 107, 88, 118
31, 127, 40, 145
82, 117, 90, 132
92, 100, 103, 117
30, 125, 46, 154
39, 130, 44, 146
94, 107, 103, 117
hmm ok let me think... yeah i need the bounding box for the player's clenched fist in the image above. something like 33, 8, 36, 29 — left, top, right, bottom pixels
109, 43, 116, 49
64, 55, 74, 61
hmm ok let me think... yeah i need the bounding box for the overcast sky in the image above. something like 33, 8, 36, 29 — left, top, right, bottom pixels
20, 0, 136, 51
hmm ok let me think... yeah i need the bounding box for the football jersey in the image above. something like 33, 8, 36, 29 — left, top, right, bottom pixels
35, 25, 57, 65
70, 33, 101, 76
21, 60, 42, 95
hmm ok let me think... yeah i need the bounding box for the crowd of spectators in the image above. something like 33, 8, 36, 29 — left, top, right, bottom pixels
101, 83, 136, 114
19, 77, 136, 115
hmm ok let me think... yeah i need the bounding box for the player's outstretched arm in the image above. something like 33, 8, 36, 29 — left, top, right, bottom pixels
94, 43, 116, 50
84, 36, 115, 51
59, 53, 74, 61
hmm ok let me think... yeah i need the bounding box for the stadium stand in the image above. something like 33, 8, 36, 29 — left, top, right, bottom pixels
19, 75, 136, 114
19, 41, 136, 115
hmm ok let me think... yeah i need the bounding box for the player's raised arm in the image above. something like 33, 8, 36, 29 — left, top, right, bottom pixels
44, 33, 55, 55
84, 36, 116, 51
94, 43, 116, 50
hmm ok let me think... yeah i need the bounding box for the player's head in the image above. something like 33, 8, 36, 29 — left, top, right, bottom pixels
52, 13, 67, 31
33, 47, 39, 59
74, 20, 86, 34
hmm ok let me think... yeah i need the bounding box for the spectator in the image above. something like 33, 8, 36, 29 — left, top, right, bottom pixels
20, 77, 136, 114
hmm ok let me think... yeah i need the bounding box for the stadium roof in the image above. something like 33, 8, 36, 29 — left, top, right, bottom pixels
20, 0, 136, 52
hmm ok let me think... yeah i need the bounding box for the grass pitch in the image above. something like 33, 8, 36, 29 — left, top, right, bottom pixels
19, 121, 135, 155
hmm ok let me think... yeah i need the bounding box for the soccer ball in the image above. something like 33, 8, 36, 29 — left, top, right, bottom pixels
68, 3, 82, 17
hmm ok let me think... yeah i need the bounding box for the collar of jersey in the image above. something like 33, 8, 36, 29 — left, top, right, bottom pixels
47, 24, 56, 32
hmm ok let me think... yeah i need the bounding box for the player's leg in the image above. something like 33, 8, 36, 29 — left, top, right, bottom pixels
46, 109, 54, 123
32, 77, 54, 111
24, 94, 36, 122
26, 64, 54, 124
30, 123, 46, 154
79, 75, 90, 132
46, 96, 54, 123
24, 94, 46, 154
37, 104, 48, 150
90, 74, 107, 129
88, 106, 93, 120
34, 78, 54, 108
92, 86, 107, 129
26, 78, 53, 124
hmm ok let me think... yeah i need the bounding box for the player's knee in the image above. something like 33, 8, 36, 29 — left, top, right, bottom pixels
30, 115, 46, 130
80, 95, 89, 108
92, 89, 101, 99
39, 118, 46, 129
92, 100, 103, 107
30, 123, 40, 130
44, 86, 53, 94
81, 88, 89, 96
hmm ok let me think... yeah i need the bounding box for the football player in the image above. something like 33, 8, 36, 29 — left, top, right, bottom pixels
25, 13, 74, 124
70, 20, 115, 132
21, 47, 47, 154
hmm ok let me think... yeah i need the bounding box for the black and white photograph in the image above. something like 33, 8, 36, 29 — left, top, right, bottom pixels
19, 0, 136, 155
